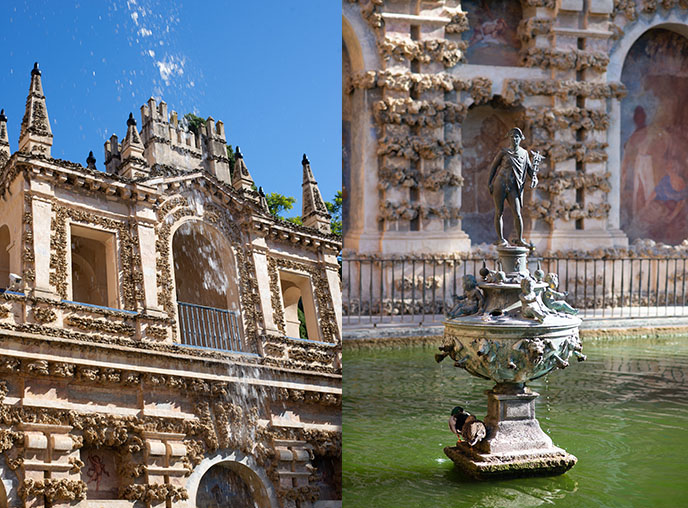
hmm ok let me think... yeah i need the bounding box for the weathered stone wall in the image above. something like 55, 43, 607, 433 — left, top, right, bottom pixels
0, 66, 342, 507
343, 0, 688, 256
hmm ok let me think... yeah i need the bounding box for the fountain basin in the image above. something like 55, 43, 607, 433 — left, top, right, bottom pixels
442, 314, 583, 384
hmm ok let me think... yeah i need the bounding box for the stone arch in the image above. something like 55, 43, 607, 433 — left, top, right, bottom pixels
342, 8, 381, 252
186, 450, 279, 508
609, 19, 688, 244
170, 217, 246, 350
0, 459, 19, 508
157, 194, 262, 352
0, 225, 10, 289
607, 15, 688, 240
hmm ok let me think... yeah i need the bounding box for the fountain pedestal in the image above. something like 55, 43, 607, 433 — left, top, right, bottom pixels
439, 244, 584, 480
444, 386, 577, 479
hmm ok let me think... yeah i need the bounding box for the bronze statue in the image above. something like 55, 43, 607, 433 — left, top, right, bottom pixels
487, 127, 544, 246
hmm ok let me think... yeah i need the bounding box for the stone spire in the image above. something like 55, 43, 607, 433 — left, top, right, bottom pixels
86, 151, 97, 170
232, 146, 255, 193
18, 62, 53, 156
301, 154, 331, 233
0, 109, 10, 165
119, 113, 149, 179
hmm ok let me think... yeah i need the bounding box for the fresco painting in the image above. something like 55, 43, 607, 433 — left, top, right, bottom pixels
620, 29, 688, 245
463, 0, 521, 66
81, 447, 118, 499
461, 105, 524, 245
197, 464, 256, 508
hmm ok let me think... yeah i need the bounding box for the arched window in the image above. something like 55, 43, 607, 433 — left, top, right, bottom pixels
196, 462, 270, 508
0, 225, 9, 290
172, 221, 244, 351
278, 270, 319, 341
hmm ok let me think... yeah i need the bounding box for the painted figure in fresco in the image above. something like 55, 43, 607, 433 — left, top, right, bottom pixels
519, 277, 547, 322
542, 273, 578, 315
86, 454, 110, 491
446, 275, 484, 318
487, 127, 541, 246
620, 29, 688, 244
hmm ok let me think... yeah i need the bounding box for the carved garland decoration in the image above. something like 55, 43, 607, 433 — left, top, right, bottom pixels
526, 107, 609, 133
521, 48, 610, 72
379, 200, 462, 221
266, 257, 287, 335
48, 202, 144, 310
538, 171, 612, 195
532, 200, 612, 224
154, 195, 263, 349
348, 71, 492, 103
377, 135, 461, 160
374, 98, 467, 128
22, 193, 35, 283
502, 79, 627, 106
378, 37, 465, 67
378, 164, 464, 191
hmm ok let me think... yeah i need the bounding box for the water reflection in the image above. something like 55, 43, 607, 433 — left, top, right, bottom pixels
343, 339, 688, 508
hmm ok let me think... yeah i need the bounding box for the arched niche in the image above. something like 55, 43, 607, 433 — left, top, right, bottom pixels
171, 220, 240, 312
186, 451, 279, 508
171, 220, 244, 350
461, 101, 525, 245
619, 28, 688, 244
0, 225, 10, 290
463, 0, 522, 66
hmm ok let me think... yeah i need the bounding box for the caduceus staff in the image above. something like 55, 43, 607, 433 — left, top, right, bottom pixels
529, 150, 545, 188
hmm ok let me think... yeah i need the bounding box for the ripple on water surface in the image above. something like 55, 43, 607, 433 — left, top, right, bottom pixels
343, 339, 688, 508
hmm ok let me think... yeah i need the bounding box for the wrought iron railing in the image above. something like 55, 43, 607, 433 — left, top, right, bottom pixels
177, 301, 245, 352
343, 255, 688, 326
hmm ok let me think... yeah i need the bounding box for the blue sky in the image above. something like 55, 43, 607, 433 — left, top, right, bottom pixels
0, 1, 341, 217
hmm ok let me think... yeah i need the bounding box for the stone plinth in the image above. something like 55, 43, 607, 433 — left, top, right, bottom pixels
444, 387, 577, 479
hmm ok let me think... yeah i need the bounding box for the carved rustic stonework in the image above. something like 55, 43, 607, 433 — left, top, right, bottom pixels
0, 66, 341, 507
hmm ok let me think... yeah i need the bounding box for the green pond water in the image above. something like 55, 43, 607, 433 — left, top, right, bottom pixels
343, 337, 688, 508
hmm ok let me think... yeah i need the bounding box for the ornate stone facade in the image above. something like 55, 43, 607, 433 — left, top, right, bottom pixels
343, 0, 688, 255
0, 65, 341, 507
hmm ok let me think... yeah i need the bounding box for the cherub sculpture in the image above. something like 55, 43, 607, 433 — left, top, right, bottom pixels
542, 273, 578, 315
519, 277, 547, 322
446, 274, 484, 318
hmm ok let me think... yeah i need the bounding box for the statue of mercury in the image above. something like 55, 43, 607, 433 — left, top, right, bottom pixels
487, 127, 543, 247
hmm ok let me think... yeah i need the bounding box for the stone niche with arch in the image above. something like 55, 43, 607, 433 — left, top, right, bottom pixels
619, 27, 688, 245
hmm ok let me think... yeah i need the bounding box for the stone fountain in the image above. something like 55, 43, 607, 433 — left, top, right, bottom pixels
436, 127, 585, 479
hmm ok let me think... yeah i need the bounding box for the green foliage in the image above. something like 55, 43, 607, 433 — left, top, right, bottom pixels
325, 190, 343, 236
266, 192, 297, 218
297, 298, 308, 339
226, 145, 236, 169
184, 113, 206, 136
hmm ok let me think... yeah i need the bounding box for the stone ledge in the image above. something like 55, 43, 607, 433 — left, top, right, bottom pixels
444, 444, 576, 480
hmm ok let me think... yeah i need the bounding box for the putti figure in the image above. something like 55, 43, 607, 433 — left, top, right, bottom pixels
519, 277, 548, 322
446, 275, 484, 318
543, 273, 579, 315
